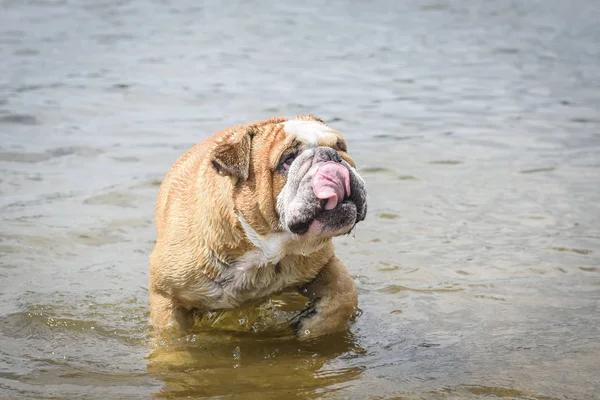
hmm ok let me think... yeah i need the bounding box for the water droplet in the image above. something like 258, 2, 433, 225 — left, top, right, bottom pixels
304, 329, 311, 335
233, 346, 241, 360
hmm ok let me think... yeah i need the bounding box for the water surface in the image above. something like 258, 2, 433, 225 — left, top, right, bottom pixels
1, 0, 599, 399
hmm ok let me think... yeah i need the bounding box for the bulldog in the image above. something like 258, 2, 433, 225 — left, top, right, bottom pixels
149, 115, 367, 339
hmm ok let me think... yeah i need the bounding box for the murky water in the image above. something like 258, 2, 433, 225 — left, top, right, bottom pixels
1, 0, 600, 399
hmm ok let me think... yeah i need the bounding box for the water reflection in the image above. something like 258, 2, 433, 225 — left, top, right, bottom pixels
148, 326, 364, 399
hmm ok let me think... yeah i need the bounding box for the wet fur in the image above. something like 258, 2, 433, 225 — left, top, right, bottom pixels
149, 115, 361, 339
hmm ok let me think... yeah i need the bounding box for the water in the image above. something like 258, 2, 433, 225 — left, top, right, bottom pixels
1, 0, 599, 398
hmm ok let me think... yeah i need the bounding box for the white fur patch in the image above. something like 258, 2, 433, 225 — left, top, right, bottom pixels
281, 120, 337, 146
236, 212, 326, 271
237, 213, 293, 270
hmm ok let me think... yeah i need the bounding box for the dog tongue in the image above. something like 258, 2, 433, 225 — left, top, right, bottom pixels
312, 162, 351, 210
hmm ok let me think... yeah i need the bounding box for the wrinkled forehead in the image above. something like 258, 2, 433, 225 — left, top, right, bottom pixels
280, 120, 340, 147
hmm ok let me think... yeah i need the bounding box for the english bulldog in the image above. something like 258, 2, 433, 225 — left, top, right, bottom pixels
149, 115, 367, 339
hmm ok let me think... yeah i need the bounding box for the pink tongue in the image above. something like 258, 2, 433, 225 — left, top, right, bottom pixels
312, 162, 351, 210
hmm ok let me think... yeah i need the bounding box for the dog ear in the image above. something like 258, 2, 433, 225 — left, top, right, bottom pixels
211, 126, 257, 181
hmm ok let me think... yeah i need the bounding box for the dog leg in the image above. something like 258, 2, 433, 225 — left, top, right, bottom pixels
149, 290, 195, 332
295, 256, 358, 339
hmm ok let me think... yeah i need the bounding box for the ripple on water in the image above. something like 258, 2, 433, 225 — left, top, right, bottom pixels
377, 284, 464, 294
110, 156, 141, 163
359, 166, 418, 181
361, 166, 395, 173
373, 134, 424, 141
428, 160, 463, 165
14, 83, 65, 93
379, 212, 401, 220
0, 293, 150, 346
2, 190, 81, 209
396, 174, 417, 180
84, 191, 142, 208
519, 167, 557, 174
552, 247, 592, 255
68, 231, 125, 246
0, 147, 103, 163
128, 179, 163, 190
0, 114, 39, 125
440, 385, 563, 400
377, 264, 400, 272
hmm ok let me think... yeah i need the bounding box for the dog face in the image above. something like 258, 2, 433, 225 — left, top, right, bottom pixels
210, 115, 367, 240
275, 119, 367, 237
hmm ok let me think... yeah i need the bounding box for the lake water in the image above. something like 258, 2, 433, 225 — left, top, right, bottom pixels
1, 0, 599, 399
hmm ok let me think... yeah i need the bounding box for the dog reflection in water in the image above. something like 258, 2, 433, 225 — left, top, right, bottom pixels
146, 298, 365, 399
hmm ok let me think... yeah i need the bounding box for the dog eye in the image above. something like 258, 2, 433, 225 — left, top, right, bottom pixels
280, 153, 296, 171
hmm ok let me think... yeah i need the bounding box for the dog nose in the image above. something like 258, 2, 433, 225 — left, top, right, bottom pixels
314, 147, 342, 164
289, 220, 310, 235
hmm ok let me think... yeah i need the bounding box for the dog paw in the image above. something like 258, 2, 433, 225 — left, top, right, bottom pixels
292, 298, 320, 339
292, 296, 357, 340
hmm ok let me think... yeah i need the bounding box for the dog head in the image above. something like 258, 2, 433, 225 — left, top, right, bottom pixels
211, 115, 367, 240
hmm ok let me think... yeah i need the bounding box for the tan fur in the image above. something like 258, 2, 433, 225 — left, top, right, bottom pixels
149, 115, 359, 339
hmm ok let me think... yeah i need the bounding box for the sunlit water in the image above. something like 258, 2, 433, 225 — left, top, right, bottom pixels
1, 0, 599, 399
